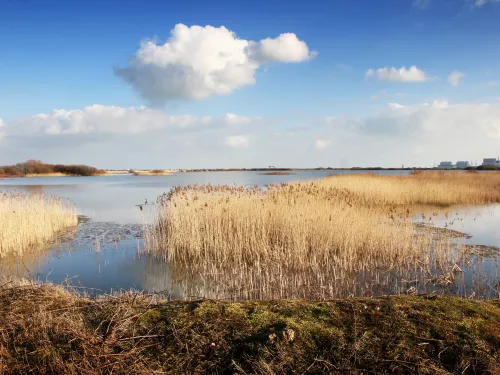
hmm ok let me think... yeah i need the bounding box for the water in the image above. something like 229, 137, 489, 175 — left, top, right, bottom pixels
1, 170, 499, 299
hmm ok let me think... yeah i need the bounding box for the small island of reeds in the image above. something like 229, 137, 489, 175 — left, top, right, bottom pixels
146, 171, 500, 299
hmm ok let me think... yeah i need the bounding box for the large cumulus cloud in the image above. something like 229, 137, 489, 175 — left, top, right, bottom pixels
115, 24, 316, 103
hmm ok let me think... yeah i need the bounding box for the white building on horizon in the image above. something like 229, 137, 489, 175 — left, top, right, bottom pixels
438, 161, 455, 169
456, 161, 470, 168
482, 158, 499, 166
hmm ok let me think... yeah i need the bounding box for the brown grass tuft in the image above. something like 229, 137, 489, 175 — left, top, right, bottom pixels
0, 281, 499, 374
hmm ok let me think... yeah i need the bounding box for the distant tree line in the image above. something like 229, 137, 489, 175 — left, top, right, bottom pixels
0, 160, 105, 177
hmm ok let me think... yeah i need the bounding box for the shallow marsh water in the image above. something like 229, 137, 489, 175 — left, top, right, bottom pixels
1, 170, 499, 299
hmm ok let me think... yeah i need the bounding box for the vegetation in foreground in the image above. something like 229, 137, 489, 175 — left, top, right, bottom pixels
0, 160, 104, 177
0, 192, 77, 257
146, 172, 500, 299
0, 281, 498, 374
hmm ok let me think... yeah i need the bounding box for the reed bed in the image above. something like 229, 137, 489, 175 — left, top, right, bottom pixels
316, 171, 500, 208
144, 172, 500, 299
0, 191, 77, 257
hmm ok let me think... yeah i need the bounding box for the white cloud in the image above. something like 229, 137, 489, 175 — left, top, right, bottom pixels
250, 33, 317, 63
314, 139, 331, 149
472, 0, 500, 7
115, 24, 315, 103
486, 80, 499, 87
2, 101, 500, 169
0, 118, 5, 142
225, 135, 249, 148
357, 100, 500, 138
8, 105, 259, 136
365, 66, 430, 83
448, 70, 464, 87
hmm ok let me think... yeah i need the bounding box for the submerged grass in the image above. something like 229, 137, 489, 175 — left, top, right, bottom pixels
145, 172, 500, 299
0, 281, 499, 374
0, 191, 77, 257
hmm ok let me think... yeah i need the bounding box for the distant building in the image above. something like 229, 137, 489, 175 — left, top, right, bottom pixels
438, 161, 454, 169
456, 161, 470, 168
482, 158, 499, 166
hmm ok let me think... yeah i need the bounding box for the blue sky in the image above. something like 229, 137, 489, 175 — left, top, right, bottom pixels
0, 0, 499, 168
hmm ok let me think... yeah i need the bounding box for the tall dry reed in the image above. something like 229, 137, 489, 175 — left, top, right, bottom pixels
145, 171, 500, 299
0, 191, 77, 257
317, 171, 500, 208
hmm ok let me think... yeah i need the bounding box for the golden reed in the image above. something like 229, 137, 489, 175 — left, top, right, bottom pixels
0, 191, 77, 257
145, 172, 500, 299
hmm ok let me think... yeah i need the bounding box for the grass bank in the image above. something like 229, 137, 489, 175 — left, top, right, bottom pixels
0, 282, 498, 374
146, 172, 500, 299
0, 192, 77, 257
132, 169, 175, 176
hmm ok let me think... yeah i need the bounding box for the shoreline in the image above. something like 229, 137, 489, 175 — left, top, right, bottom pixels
163, 167, 486, 173
1, 167, 495, 179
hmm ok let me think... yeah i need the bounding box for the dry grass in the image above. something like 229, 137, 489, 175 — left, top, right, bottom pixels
25, 172, 69, 178
145, 172, 500, 299
133, 169, 175, 176
0, 280, 499, 374
0, 191, 77, 257
317, 171, 500, 208
103, 170, 132, 175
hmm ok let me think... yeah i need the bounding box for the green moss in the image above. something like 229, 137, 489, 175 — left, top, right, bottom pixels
138, 309, 162, 327
1, 284, 499, 374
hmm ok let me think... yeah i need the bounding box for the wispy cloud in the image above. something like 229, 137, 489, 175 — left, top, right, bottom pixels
1, 105, 265, 141
412, 0, 431, 9
225, 135, 250, 148
314, 139, 332, 150
471, 0, 500, 8
3, 101, 500, 168
365, 66, 430, 83
0, 118, 5, 142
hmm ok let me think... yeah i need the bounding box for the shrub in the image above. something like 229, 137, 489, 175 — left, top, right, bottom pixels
0, 161, 104, 177
476, 164, 499, 171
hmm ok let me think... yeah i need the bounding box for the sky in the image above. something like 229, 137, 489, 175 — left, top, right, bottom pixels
0, 0, 499, 169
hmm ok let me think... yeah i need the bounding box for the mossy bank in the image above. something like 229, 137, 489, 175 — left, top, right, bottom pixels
0, 282, 499, 374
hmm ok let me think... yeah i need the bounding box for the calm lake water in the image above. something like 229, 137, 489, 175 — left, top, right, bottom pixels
1, 170, 499, 299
